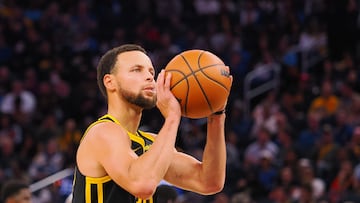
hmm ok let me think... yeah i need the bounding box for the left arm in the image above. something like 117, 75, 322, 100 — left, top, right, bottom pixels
164, 113, 226, 195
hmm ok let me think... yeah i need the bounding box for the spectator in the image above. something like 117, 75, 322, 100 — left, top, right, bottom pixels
0, 66, 12, 99
266, 186, 292, 203
275, 166, 301, 201
28, 137, 64, 182
35, 81, 60, 118
224, 130, 241, 196
0, 80, 36, 124
0, 113, 23, 147
22, 68, 39, 95
293, 183, 317, 203
308, 80, 339, 120
251, 91, 280, 137
256, 150, 278, 197
211, 192, 229, 203
228, 99, 253, 149
244, 126, 279, 166
34, 113, 62, 144
178, 119, 206, 155
154, 184, 179, 203
281, 149, 299, 174
297, 159, 326, 200
351, 163, 360, 201
313, 124, 340, 181
298, 17, 327, 53
194, 0, 221, 16
329, 160, 354, 202
331, 109, 353, 146
278, 91, 306, 134
275, 128, 298, 165
1, 179, 32, 203
296, 112, 322, 158
338, 81, 360, 114
57, 118, 81, 166
347, 125, 360, 164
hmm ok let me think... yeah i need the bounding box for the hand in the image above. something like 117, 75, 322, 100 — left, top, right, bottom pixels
156, 69, 181, 118
213, 74, 233, 114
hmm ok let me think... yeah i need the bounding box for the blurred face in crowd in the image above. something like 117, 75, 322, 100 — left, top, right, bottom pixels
257, 128, 270, 145
353, 126, 360, 144
11, 80, 24, 95
5, 188, 32, 203
321, 81, 332, 97
280, 167, 293, 184
354, 126, 360, 136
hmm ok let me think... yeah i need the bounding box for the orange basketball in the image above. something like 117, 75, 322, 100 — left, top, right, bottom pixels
164, 49, 232, 119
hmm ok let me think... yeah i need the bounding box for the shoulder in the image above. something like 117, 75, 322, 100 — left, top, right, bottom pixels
82, 121, 129, 145
76, 121, 129, 177
77, 121, 130, 163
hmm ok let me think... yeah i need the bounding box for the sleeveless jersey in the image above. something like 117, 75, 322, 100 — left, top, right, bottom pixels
72, 114, 155, 203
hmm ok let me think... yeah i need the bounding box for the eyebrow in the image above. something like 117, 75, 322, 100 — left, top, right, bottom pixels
131, 64, 155, 72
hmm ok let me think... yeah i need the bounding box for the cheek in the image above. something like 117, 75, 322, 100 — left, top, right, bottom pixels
118, 75, 139, 87
117, 80, 139, 94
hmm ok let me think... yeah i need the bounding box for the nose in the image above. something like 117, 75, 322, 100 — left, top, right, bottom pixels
145, 71, 154, 82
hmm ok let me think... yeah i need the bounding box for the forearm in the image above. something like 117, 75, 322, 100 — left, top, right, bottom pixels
201, 113, 226, 188
130, 116, 180, 183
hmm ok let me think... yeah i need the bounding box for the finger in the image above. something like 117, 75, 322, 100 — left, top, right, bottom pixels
164, 72, 172, 89
156, 70, 165, 90
157, 69, 164, 82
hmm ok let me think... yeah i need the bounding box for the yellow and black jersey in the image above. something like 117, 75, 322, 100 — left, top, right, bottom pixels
72, 114, 156, 203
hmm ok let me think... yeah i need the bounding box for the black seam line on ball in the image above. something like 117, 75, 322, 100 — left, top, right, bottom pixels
174, 63, 229, 91
198, 64, 230, 91
196, 51, 213, 112
179, 54, 194, 115
181, 51, 213, 113
168, 68, 190, 114
169, 63, 229, 92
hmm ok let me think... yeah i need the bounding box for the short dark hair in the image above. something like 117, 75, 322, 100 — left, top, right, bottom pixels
96, 44, 146, 98
155, 185, 178, 203
1, 180, 29, 201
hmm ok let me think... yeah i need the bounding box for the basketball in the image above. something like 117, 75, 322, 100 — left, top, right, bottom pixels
164, 49, 232, 119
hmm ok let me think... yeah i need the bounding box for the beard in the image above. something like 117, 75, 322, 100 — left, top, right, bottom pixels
120, 87, 156, 109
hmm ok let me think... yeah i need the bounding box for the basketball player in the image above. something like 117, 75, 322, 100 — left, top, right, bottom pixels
72, 44, 232, 203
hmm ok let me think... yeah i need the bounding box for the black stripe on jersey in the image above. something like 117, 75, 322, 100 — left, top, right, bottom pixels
137, 131, 153, 148
91, 184, 98, 202
131, 141, 144, 156
99, 116, 114, 122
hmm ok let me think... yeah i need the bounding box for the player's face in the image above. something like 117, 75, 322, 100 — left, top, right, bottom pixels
115, 51, 157, 109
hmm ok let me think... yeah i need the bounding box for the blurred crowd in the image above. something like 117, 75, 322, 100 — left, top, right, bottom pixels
0, 0, 360, 203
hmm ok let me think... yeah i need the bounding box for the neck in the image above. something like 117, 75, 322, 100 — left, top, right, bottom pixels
107, 101, 142, 134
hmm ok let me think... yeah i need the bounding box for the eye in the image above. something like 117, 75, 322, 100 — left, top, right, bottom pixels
149, 69, 155, 76
131, 66, 142, 72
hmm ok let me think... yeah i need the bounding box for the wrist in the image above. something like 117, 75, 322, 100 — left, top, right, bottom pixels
212, 109, 226, 115
165, 114, 181, 124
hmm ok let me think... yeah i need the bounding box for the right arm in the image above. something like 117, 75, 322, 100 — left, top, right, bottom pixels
93, 117, 179, 199
78, 70, 181, 199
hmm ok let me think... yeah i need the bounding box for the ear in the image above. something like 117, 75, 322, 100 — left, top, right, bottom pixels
103, 74, 116, 92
